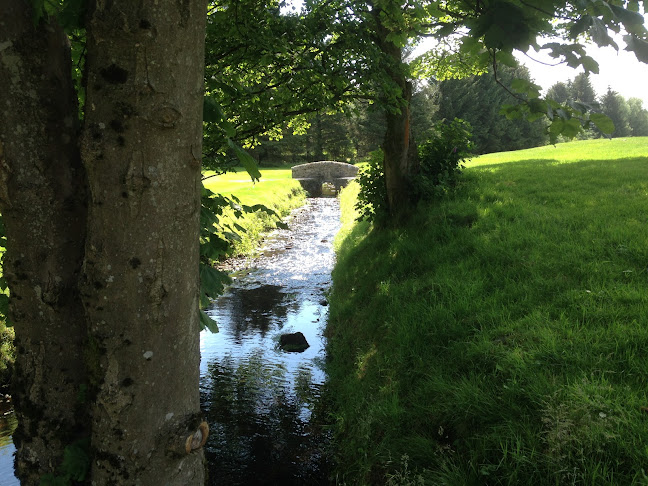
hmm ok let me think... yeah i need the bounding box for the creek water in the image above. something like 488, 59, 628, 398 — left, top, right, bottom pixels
0, 197, 339, 485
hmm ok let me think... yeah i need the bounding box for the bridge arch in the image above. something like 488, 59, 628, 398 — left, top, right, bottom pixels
291, 161, 359, 197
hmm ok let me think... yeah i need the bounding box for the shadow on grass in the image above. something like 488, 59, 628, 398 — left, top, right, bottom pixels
326, 155, 648, 485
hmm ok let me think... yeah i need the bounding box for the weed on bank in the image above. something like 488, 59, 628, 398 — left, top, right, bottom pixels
327, 138, 648, 485
202, 166, 306, 257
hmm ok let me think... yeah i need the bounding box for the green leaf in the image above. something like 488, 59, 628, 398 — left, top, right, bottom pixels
562, 118, 582, 138
0, 295, 10, 325
590, 112, 615, 134
495, 50, 517, 67
623, 35, 648, 63
590, 17, 617, 48
570, 15, 592, 38
58, 0, 88, 31
200, 236, 229, 260
510, 78, 541, 99
31, 0, 46, 25
580, 55, 599, 74
199, 264, 230, 301
610, 5, 645, 31
549, 118, 565, 135
203, 97, 236, 137
200, 310, 219, 333
227, 139, 262, 182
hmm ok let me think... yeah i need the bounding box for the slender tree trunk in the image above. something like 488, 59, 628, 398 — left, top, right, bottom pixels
315, 111, 325, 160
0, 3, 90, 482
80, 1, 207, 484
382, 80, 416, 216
373, 3, 418, 220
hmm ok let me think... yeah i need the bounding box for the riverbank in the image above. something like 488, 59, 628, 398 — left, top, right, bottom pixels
326, 139, 648, 484
203, 166, 307, 258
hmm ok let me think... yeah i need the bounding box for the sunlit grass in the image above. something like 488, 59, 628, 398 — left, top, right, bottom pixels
202, 166, 306, 257
327, 138, 648, 485
467, 136, 648, 166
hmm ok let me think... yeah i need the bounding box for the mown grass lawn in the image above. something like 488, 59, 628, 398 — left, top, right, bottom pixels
201, 165, 305, 256
327, 138, 648, 485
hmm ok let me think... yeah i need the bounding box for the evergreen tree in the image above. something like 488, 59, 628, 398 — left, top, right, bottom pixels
568, 73, 598, 104
437, 64, 547, 154
410, 83, 440, 143
601, 87, 632, 137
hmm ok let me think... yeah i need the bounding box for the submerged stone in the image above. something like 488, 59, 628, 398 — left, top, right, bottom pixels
279, 332, 310, 352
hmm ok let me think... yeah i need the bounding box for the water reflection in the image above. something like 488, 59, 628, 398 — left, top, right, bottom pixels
200, 198, 339, 485
0, 398, 18, 486
0, 199, 340, 485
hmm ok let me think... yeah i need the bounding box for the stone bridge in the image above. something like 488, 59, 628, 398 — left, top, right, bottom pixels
291, 161, 359, 197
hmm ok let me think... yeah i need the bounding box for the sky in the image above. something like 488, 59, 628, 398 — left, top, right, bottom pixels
516, 40, 648, 107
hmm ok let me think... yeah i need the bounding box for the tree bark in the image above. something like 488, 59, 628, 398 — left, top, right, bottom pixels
372, 3, 419, 220
0, 2, 90, 482
80, 1, 207, 484
1, 0, 209, 484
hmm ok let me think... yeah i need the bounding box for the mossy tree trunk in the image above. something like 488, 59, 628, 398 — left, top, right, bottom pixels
0, 1, 208, 484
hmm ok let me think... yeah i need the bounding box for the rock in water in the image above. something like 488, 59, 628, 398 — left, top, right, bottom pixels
279, 332, 310, 352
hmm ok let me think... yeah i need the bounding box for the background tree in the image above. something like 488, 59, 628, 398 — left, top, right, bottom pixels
436, 64, 548, 153
568, 72, 598, 104
627, 97, 648, 136
601, 86, 632, 137
410, 83, 440, 144
203, 0, 379, 171
0, 1, 209, 484
310, 0, 647, 221
546, 81, 570, 104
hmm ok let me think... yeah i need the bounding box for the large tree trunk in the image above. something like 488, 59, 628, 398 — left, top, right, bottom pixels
1, 1, 209, 484
0, 3, 90, 482
80, 1, 207, 484
382, 80, 417, 216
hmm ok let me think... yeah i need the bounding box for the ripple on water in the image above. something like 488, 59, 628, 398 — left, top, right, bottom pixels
200, 198, 340, 485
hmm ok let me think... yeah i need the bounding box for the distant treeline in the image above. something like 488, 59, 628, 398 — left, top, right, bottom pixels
250, 66, 647, 165
547, 74, 648, 139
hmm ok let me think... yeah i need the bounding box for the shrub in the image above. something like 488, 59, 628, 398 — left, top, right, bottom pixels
355, 149, 388, 224
415, 118, 473, 199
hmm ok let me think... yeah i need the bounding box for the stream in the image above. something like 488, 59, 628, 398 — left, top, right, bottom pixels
0, 197, 339, 485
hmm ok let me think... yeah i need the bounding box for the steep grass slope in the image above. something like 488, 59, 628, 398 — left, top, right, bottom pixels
327, 138, 648, 485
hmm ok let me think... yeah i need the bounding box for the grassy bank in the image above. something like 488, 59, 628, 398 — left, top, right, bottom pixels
202, 165, 306, 256
327, 138, 648, 485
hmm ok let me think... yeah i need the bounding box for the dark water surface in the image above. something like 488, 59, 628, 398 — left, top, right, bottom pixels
0, 197, 339, 485
0, 397, 17, 485
200, 197, 339, 485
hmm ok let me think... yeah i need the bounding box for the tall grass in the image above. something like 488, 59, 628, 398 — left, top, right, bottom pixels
327, 138, 648, 485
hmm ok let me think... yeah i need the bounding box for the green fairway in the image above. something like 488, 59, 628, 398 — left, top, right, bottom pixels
468, 136, 648, 166
327, 138, 648, 485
